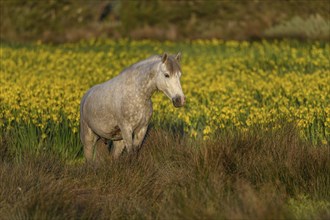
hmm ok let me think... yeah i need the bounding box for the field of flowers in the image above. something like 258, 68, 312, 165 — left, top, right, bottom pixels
0, 39, 329, 157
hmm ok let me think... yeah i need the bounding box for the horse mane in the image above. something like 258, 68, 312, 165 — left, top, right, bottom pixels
120, 54, 181, 76
131, 55, 161, 68
118, 55, 160, 75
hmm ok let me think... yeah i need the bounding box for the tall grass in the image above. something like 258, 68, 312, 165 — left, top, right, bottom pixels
1, 126, 329, 219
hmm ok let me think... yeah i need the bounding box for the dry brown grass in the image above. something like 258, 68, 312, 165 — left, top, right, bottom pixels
1, 127, 329, 219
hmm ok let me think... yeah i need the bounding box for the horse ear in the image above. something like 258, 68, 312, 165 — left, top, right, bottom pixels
161, 53, 168, 63
175, 52, 182, 62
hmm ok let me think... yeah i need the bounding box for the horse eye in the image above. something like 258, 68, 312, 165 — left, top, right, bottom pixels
165, 74, 170, 78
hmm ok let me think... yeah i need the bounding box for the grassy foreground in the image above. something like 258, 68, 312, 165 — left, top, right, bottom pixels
1, 127, 330, 219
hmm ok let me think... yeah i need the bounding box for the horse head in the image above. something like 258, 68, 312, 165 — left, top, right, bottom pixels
156, 52, 185, 108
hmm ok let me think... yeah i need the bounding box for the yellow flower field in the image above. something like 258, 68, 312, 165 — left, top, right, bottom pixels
0, 39, 329, 144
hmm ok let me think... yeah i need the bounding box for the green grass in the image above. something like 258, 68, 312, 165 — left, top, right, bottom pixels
1, 118, 81, 161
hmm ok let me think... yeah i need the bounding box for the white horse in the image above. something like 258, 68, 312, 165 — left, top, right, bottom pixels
80, 53, 185, 161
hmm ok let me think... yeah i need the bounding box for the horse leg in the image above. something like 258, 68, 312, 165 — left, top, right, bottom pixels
120, 126, 134, 154
111, 140, 125, 159
95, 138, 110, 162
133, 126, 148, 152
80, 120, 98, 162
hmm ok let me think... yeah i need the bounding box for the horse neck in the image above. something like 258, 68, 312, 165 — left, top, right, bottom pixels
136, 60, 159, 100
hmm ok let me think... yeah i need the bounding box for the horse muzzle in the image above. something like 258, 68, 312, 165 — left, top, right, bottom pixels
172, 95, 185, 108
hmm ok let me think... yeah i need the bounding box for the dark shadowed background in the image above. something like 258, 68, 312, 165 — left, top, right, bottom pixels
1, 0, 329, 43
